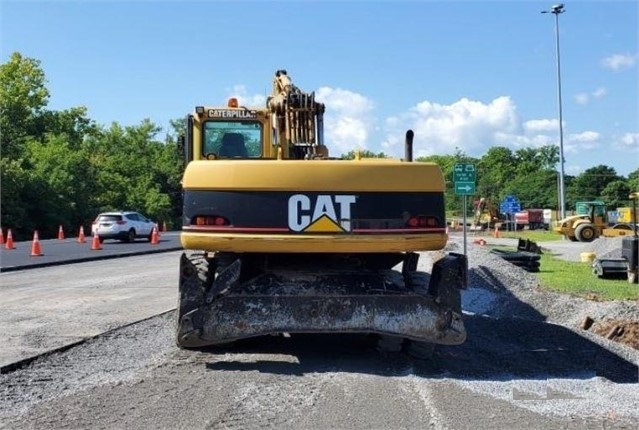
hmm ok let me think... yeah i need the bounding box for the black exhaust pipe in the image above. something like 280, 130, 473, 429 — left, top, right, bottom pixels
405, 129, 414, 162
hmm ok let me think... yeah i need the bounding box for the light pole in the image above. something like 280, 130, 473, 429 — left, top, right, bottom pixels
542, 3, 566, 221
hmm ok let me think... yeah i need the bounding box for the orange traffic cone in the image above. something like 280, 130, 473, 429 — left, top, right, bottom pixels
77, 226, 87, 244
0, 229, 4, 245
91, 233, 102, 250
57, 225, 65, 240
5, 229, 15, 250
150, 227, 159, 245
30, 231, 43, 256
493, 225, 501, 239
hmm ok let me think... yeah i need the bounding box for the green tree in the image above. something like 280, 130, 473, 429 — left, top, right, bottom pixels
567, 165, 621, 203
601, 180, 632, 209
505, 170, 558, 209
627, 168, 639, 193
0, 158, 31, 234
0, 52, 50, 158
83, 119, 182, 227
32, 106, 99, 147
476, 147, 516, 203
21, 135, 98, 237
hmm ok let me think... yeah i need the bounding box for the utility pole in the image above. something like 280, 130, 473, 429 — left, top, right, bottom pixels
542, 3, 566, 220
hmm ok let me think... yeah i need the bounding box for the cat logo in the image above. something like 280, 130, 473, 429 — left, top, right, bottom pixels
288, 194, 356, 232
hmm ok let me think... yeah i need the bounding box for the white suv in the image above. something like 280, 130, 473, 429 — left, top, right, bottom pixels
91, 211, 158, 243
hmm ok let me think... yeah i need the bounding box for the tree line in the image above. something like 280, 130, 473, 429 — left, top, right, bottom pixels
2, 52, 637, 239
1, 53, 183, 240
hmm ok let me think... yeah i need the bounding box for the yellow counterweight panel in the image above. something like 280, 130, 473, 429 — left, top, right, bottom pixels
180, 232, 448, 253
182, 159, 445, 192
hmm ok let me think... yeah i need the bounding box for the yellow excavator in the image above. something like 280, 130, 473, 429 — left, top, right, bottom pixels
176, 70, 467, 353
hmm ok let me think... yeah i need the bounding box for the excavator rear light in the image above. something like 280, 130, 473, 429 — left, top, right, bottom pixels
193, 216, 229, 226
228, 98, 239, 108
407, 216, 438, 228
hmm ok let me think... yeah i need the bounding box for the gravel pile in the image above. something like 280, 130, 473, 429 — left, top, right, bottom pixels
551, 236, 628, 261
422, 237, 639, 334
589, 236, 630, 259
432, 237, 639, 425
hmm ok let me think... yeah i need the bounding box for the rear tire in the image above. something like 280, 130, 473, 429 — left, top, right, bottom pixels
176, 252, 214, 348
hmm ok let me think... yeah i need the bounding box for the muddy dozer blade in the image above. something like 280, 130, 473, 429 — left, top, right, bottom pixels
177, 253, 467, 348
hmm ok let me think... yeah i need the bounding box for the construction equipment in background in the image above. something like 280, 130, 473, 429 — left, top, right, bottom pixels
514, 209, 547, 231
175, 69, 467, 352
611, 206, 637, 226
592, 192, 639, 283
553, 200, 637, 242
470, 197, 502, 231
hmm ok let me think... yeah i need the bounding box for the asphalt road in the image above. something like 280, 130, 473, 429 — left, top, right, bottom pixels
0, 231, 182, 272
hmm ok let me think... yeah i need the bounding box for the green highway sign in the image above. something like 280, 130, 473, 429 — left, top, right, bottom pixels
455, 182, 476, 195
453, 163, 476, 183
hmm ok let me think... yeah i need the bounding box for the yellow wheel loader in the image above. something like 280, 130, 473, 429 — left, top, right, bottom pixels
554, 201, 637, 242
175, 70, 467, 352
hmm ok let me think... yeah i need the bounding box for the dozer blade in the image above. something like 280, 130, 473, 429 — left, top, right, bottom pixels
176, 253, 467, 348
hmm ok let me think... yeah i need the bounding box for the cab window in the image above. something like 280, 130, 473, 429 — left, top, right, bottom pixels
202, 121, 262, 158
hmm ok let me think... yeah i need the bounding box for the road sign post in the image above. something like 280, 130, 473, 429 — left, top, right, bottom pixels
499, 195, 521, 231
453, 163, 476, 255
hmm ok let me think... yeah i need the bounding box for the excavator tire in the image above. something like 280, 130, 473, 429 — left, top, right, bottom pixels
575, 223, 596, 242
176, 252, 212, 348
177, 252, 238, 349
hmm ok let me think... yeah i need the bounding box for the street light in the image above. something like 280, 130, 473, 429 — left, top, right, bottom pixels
542, 3, 566, 221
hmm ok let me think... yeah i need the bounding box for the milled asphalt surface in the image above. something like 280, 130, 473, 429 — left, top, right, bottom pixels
0, 252, 182, 373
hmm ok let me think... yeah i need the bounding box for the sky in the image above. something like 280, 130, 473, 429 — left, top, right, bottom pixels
1, 0, 638, 176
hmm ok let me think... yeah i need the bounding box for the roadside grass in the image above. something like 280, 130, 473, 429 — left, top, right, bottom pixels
499, 229, 563, 243
489, 245, 639, 301
535, 252, 639, 301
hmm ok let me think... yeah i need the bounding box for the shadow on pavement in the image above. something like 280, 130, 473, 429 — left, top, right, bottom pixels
204, 264, 637, 384
203, 314, 637, 384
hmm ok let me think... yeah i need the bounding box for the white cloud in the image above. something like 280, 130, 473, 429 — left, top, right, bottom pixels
574, 87, 607, 105
381, 96, 522, 158
523, 119, 558, 133
222, 84, 637, 170
565, 131, 600, 153
226, 85, 266, 107
615, 132, 639, 151
592, 87, 607, 98
315, 87, 375, 155
574, 93, 590, 105
601, 53, 637, 71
